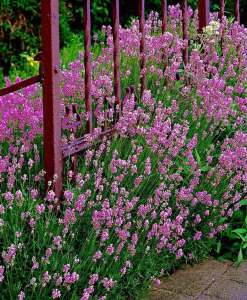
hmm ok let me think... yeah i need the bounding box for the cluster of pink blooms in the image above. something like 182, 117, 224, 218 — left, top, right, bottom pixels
0, 5, 246, 299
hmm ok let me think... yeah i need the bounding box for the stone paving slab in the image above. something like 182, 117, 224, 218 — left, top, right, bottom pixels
148, 258, 247, 300
149, 289, 192, 300
149, 258, 232, 298
223, 263, 247, 284
196, 295, 219, 300
204, 279, 247, 299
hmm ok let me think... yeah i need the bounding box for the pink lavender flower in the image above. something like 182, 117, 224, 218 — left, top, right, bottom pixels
106, 244, 114, 255
88, 273, 99, 285
31, 189, 38, 200
92, 250, 102, 262
194, 214, 202, 224
83, 286, 94, 295
31, 256, 39, 270
80, 293, 90, 300
55, 276, 63, 286
4, 192, 14, 205
42, 271, 51, 286
18, 291, 25, 300
63, 264, 70, 274
144, 157, 151, 175
64, 272, 79, 285
52, 289, 61, 299
101, 229, 109, 242
75, 194, 86, 212
0, 204, 5, 214
29, 218, 36, 229
53, 236, 62, 249
0, 265, 5, 282
36, 204, 45, 215
194, 231, 203, 241
64, 190, 74, 205
153, 278, 161, 286
15, 190, 23, 200
63, 208, 76, 226
43, 247, 52, 263
2, 244, 17, 265
102, 277, 116, 291
46, 190, 56, 202
176, 249, 184, 259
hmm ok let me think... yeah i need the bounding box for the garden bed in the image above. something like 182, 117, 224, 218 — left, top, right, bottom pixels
0, 6, 246, 300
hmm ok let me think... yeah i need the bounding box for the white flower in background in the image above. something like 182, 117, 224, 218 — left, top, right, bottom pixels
203, 20, 220, 36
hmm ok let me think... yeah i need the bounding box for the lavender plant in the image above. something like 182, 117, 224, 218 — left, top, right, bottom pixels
0, 6, 246, 300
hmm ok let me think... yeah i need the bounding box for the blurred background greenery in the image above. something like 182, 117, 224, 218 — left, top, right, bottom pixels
0, 0, 246, 78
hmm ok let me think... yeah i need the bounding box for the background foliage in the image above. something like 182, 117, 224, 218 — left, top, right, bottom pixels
0, 0, 247, 76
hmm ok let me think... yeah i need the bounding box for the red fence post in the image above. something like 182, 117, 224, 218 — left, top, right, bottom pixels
198, 0, 210, 33
161, 0, 167, 34
139, 0, 146, 97
112, 0, 121, 108
182, 0, 189, 65
41, 0, 63, 197
84, 0, 93, 133
235, 0, 240, 23
219, 0, 225, 21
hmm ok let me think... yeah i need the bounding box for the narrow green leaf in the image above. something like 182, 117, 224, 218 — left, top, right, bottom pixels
240, 200, 247, 206
237, 248, 243, 265
216, 240, 221, 254
232, 229, 247, 235
195, 149, 201, 165
200, 165, 210, 172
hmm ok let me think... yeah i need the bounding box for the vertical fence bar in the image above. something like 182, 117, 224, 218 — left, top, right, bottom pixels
41, 0, 63, 197
182, 0, 189, 65
139, 0, 146, 97
235, 0, 240, 23
84, 0, 93, 133
112, 0, 121, 108
161, 0, 167, 34
219, 0, 225, 21
198, 0, 210, 33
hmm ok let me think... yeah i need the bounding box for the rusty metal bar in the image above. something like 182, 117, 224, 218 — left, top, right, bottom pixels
84, 0, 93, 133
198, 0, 210, 33
139, 0, 146, 97
182, 0, 189, 65
63, 120, 82, 130
112, 0, 121, 107
219, 0, 225, 21
62, 128, 115, 157
41, 0, 63, 197
235, 0, 240, 23
0, 75, 41, 96
161, 0, 167, 34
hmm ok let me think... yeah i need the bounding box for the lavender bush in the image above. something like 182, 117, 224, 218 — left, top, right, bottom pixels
0, 6, 246, 300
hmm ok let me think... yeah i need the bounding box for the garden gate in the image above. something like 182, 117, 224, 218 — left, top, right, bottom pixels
0, 0, 241, 198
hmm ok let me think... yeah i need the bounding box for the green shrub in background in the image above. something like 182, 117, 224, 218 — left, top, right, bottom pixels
0, 0, 39, 74
0, 0, 247, 78
0, 0, 74, 76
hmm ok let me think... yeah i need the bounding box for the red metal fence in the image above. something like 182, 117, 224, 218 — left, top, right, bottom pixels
0, 0, 241, 198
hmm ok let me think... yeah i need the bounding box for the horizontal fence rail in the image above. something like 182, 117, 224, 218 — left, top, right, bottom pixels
0, 0, 242, 198
0, 75, 41, 96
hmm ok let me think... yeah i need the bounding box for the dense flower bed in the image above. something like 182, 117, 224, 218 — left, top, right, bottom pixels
0, 6, 246, 300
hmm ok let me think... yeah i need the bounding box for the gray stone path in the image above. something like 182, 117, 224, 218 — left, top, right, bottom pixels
149, 258, 247, 300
